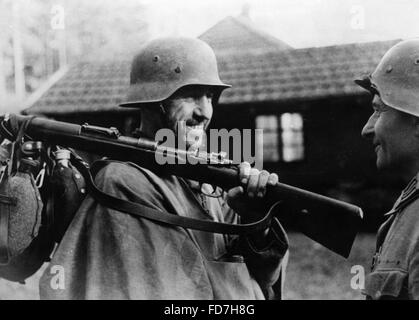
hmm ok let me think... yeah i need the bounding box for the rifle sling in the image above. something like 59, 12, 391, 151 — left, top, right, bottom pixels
72, 159, 274, 236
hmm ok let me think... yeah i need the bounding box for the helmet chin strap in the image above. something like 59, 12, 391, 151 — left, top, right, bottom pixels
159, 103, 167, 116
159, 102, 175, 131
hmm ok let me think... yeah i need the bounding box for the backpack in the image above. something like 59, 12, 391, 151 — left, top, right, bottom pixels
0, 117, 86, 283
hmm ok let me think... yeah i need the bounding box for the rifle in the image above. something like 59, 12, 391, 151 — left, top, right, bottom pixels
0, 114, 363, 258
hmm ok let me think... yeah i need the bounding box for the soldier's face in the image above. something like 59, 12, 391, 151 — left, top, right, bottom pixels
163, 85, 215, 149
361, 95, 418, 172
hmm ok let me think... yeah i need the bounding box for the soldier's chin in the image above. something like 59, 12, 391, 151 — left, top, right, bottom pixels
185, 127, 204, 150
185, 136, 204, 150
376, 157, 391, 172
186, 141, 203, 151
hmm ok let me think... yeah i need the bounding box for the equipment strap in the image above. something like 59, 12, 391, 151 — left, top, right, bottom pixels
72, 158, 275, 235
0, 184, 13, 264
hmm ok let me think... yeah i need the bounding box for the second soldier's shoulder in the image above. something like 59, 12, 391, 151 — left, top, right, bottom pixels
393, 195, 419, 242
402, 195, 419, 221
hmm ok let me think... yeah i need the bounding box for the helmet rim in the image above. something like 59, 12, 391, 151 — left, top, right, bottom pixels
119, 37, 231, 108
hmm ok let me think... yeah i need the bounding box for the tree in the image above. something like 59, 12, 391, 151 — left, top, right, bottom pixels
0, 0, 150, 112
62, 0, 150, 61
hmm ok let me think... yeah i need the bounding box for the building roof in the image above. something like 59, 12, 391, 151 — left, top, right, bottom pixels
23, 38, 400, 115
24, 60, 132, 115
217, 39, 401, 105
199, 15, 293, 54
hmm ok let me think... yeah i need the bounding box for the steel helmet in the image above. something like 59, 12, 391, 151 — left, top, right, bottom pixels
355, 39, 419, 117
119, 37, 231, 107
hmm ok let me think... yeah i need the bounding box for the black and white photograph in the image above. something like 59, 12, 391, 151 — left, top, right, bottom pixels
0, 0, 418, 304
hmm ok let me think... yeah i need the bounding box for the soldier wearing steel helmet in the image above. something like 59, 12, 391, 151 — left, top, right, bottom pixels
356, 38, 419, 299
38, 37, 289, 300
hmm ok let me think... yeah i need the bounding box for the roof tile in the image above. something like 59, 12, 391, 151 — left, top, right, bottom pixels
24, 39, 400, 115
199, 15, 293, 54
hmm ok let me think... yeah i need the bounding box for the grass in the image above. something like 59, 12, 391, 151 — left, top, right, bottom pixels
283, 232, 375, 300
0, 232, 375, 300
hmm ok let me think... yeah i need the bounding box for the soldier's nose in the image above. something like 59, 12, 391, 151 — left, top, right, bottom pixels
195, 96, 213, 121
361, 114, 376, 139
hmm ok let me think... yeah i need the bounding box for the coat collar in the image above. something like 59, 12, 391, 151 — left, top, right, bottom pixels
385, 172, 419, 216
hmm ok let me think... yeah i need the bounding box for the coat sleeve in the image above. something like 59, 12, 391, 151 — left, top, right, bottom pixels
238, 217, 289, 299
220, 195, 289, 299
408, 237, 419, 299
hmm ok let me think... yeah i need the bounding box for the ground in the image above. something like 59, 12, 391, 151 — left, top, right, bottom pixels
283, 232, 375, 300
0, 232, 375, 300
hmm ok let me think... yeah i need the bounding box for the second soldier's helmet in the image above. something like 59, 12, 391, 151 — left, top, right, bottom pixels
355, 39, 419, 117
119, 37, 231, 107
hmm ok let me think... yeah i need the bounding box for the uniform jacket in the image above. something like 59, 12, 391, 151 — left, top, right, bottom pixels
39, 161, 288, 300
363, 173, 419, 299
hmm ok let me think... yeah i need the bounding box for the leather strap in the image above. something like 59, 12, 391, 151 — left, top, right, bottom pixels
72, 157, 274, 235
0, 194, 17, 206
0, 183, 12, 264
9, 116, 36, 175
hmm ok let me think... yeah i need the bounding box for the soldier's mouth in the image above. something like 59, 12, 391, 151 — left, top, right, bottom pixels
185, 120, 205, 136
186, 119, 206, 127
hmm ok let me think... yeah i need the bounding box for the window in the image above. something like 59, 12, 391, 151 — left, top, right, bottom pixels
255, 113, 304, 163
255, 115, 279, 162
281, 113, 304, 162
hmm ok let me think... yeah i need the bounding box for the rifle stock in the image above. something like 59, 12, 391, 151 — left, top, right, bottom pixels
1, 114, 363, 258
